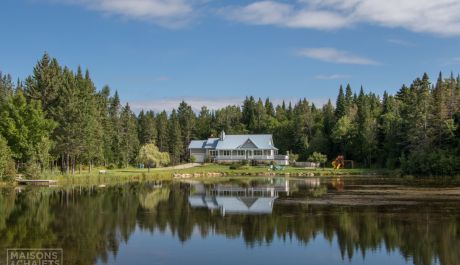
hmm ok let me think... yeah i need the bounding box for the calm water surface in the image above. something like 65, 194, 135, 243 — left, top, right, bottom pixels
0, 176, 459, 265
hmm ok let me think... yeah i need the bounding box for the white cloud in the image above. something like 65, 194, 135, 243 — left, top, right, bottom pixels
223, 0, 460, 36
315, 74, 351, 80
60, 0, 194, 27
298, 48, 379, 65
222, 1, 350, 30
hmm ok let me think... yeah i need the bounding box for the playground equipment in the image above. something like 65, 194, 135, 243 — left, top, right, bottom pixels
332, 155, 354, 169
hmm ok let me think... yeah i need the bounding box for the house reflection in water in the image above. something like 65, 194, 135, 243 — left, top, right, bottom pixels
188, 178, 320, 216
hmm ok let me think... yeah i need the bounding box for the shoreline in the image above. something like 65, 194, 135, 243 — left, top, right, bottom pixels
1, 164, 458, 187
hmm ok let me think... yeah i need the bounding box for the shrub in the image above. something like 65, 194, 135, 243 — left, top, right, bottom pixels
400, 149, 460, 177
24, 162, 41, 179
308, 152, 327, 167
190, 155, 196, 163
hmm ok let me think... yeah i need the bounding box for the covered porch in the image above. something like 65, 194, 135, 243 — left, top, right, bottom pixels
213, 149, 277, 160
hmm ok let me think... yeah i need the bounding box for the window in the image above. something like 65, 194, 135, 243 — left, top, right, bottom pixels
222, 150, 231, 156
238, 150, 245, 156
254, 150, 263, 156
209, 150, 217, 157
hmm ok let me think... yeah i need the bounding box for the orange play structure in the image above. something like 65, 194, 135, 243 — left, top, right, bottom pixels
332, 155, 354, 169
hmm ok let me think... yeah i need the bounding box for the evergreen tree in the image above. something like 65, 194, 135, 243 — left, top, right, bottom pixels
96, 85, 112, 166
177, 101, 195, 161
78, 69, 103, 170
335, 85, 346, 119
138, 110, 157, 145
344, 84, 353, 113
119, 103, 139, 167
156, 111, 169, 153
24, 53, 62, 116
0, 72, 14, 105
196, 106, 212, 139
108, 91, 122, 165
242, 96, 256, 131
265, 98, 275, 117
254, 98, 268, 133
168, 110, 182, 165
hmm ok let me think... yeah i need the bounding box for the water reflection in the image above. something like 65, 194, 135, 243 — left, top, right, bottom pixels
188, 179, 321, 215
0, 178, 458, 265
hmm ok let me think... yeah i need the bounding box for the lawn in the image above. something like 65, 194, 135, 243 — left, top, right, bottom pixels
3, 164, 391, 186
56, 164, 386, 183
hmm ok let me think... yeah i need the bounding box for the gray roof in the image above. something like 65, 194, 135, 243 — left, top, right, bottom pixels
188, 140, 206, 149
215, 134, 277, 150
188, 138, 220, 149
204, 138, 219, 149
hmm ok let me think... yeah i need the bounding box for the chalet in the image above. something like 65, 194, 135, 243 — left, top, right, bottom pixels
188, 131, 288, 165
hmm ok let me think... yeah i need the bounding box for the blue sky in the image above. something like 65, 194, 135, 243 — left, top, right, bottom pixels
1, 0, 460, 111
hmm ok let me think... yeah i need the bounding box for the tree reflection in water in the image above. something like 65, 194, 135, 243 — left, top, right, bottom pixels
0, 179, 458, 265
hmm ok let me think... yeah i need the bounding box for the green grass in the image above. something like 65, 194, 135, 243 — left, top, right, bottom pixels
2, 164, 392, 186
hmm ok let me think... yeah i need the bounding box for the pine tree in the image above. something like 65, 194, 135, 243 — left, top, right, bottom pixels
119, 103, 139, 168
265, 98, 275, 117
108, 91, 122, 165
345, 84, 353, 113
196, 106, 212, 139
168, 110, 182, 165
79, 69, 103, 171
156, 111, 169, 153
254, 98, 268, 133
242, 96, 256, 131
335, 85, 346, 119
24, 53, 62, 116
177, 101, 195, 161
0, 72, 14, 106
96, 85, 112, 166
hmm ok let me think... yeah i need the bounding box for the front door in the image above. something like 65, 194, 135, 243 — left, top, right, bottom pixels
246, 150, 253, 159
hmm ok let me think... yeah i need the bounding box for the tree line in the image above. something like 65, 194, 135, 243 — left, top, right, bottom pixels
1, 53, 460, 177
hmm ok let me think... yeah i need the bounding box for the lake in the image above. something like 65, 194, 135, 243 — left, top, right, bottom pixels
0, 176, 459, 265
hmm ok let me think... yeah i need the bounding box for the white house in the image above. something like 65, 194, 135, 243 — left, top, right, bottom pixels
188, 131, 288, 164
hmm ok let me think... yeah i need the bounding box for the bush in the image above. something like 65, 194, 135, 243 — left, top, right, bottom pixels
400, 149, 460, 177
24, 162, 41, 179
2, 160, 16, 181
107, 164, 116, 170
308, 152, 327, 167
190, 155, 196, 163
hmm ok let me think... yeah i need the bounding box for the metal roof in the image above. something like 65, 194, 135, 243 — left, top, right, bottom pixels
188, 140, 206, 149
189, 134, 278, 150
215, 134, 278, 150
204, 138, 219, 149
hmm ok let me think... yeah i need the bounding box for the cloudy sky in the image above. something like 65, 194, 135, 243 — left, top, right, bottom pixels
1, 0, 460, 111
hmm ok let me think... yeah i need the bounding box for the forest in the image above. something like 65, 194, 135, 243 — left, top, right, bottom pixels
0, 53, 460, 178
